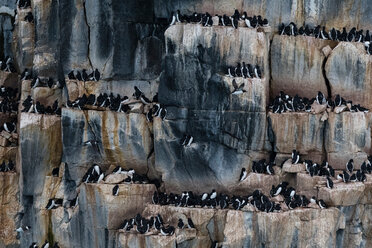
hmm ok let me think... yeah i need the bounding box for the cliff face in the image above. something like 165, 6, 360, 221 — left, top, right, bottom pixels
0, 0, 372, 247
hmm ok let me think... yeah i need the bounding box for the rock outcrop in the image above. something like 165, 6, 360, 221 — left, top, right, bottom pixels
1, 0, 372, 248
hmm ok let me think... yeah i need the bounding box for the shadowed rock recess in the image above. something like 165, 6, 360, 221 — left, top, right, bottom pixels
0, 0, 371, 247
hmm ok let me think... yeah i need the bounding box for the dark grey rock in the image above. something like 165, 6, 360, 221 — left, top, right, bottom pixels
62, 109, 153, 185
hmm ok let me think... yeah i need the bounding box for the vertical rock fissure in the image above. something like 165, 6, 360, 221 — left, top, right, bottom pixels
321, 119, 328, 164
267, 37, 276, 156
82, 0, 93, 69
322, 56, 332, 99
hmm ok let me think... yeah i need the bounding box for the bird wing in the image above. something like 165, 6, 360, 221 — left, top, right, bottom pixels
232, 79, 238, 89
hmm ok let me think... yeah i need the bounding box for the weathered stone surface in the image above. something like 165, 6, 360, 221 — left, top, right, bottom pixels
318, 182, 365, 206
295, 173, 321, 197
104, 174, 128, 184
160, 24, 269, 109
271, 35, 336, 99
0, 173, 20, 248
325, 112, 371, 170
62, 109, 153, 185
13, 8, 35, 71
232, 173, 280, 196
326, 42, 372, 110
0, 71, 19, 88
268, 112, 325, 155
223, 208, 344, 247
20, 113, 62, 196
32, 87, 63, 108
7, 1, 372, 248
282, 159, 306, 173
220, 75, 267, 112
153, 115, 268, 193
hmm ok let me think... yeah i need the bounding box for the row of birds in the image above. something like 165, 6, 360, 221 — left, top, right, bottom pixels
170, 10, 269, 29
270, 91, 369, 113
0, 160, 15, 172
226, 62, 262, 80
293, 150, 370, 184
66, 87, 167, 121
44, 196, 78, 211
245, 149, 369, 187
21, 96, 61, 115
81, 164, 149, 185
67, 69, 101, 82
279, 23, 372, 54
0, 86, 19, 113
119, 213, 194, 236
152, 185, 327, 212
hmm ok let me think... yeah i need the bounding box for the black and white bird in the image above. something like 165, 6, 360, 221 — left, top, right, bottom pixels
187, 218, 195, 228
170, 11, 176, 26
16, 225, 31, 233
346, 159, 354, 173
326, 176, 333, 189
160, 225, 175, 236
316, 91, 326, 104
239, 168, 247, 181
45, 198, 63, 210
177, 219, 184, 229
112, 185, 119, 196
231, 79, 246, 95
291, 150, 300, 164
41, 240, 49, 248
181, 135, 193, 147
317, 199, 327, 209
29, 242, 38, 248
3, 122, 15, 133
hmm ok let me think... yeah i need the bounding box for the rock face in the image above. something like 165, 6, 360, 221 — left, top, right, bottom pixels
62, 109, 153, 185
1, 0, 372, 248
326, 42, 372, 110
271, 35, 337, 99
0, 173, 20, 248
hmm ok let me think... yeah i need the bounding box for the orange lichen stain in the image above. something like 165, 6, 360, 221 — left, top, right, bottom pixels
101, 111, 116, 163
43, 115, 63, 170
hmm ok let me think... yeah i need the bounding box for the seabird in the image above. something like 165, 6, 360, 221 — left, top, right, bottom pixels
291, 150, 300, 164
346, 159, 354, 173
3, 122, 15, 133
45, 199, 63, 210
16, 225, 31, 233
41, 241, 49, 248
187, 218, 195, 228
160, 225, 175, 236
112, 185, 119, 196
326, 176, 333, 189
140, 95, 152, 105
315, 91, 325, 104
52, 167, 59, 177
177, 219, 184, 229
254, 66, 261, 78
232, 79, 245, 95
239, 168, 247, 181
170, 11, 176, 25
82, 69, 88, 81
133, 86, 143, 100
112, 166, 122, 174
29, 242, 38, 248
318, 200, 327, 209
